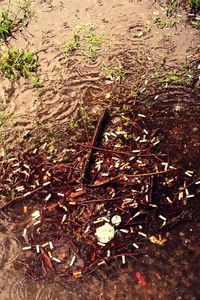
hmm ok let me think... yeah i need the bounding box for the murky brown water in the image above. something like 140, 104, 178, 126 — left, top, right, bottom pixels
0, 0, 200, 299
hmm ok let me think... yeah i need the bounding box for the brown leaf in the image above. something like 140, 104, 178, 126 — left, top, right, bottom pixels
70, 189, 87, 198
41, 248, 55, 272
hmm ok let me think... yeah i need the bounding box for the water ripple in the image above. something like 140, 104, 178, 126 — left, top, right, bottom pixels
7, 277, 41, 300
0, 235, 21, 267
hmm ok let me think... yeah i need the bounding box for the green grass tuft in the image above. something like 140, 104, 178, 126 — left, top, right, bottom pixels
0, 10, 15, 39
103, 65, 126, 81
189, 0, 200, 10
64, 23, 103, 60
0, 47, 39, 81
163, 71, 181, 83
0, 0, 33, 40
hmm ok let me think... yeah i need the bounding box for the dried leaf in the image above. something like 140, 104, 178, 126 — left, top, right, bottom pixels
41, 248, 55, 272
70, 189, 87, 198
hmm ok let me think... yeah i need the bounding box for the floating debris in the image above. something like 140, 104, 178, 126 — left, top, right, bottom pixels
133, 243, 139, 249
107, 250, 111, 257
138, 232, 147, 237
48, 251, 52, 258
23, 206, 28, 214
33, 220, 41, 226
166, 197, 172, 204
0, 111, 198, 280
138, 114, 146, 118
185, 171, 193, 177
111, 215, 121, 226
52, 257, 61, 263
135, 272, 147, 287
70, 255, 76, 267
186, 194, 195, 198
73, 271, 82, 278
49, 241, 54, 250
22, 246, 32, 251
61, 214, 67, 224
95, 223, 115, 244
122, 255, 126, 264
32, 210, 40, 220
149, 236, 167, 246
16, 186, 25, 192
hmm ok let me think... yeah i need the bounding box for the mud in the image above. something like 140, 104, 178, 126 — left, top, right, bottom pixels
0, 0, 200, 299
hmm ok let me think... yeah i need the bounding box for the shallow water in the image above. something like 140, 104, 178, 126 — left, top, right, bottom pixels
0, 0, 200, 299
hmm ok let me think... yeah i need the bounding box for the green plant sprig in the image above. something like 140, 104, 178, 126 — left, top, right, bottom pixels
188, 0, 200, 10
0, 0, 33, 40
0, 47, 39, 84
64, 23, 103, 60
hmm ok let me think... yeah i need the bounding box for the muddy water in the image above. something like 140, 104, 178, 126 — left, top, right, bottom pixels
0, 0, 200, 299
0, 0, 199, 127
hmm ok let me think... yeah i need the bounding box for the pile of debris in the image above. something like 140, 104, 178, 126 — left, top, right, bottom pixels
0, 109, 199, 279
